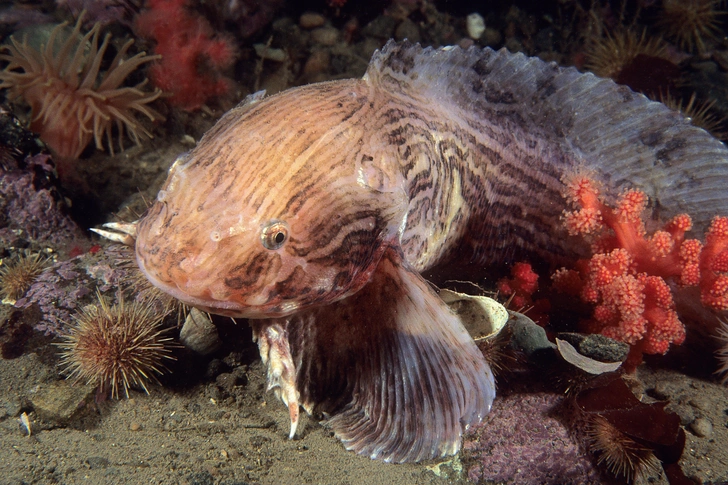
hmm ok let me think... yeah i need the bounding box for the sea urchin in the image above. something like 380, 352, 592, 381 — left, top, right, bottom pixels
0, 15, 163, 159
658, 0, 725, 54
0, 252, 50, 304
585, 414, 662, 482
57, 294, 175, 399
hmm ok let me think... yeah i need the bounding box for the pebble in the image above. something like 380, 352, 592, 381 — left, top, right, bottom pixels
690, 417, 713, 438
311, 27, 339, 46
129, 422, 141, 431
29, 381, 96, 425
482, 27, 502, 46
673, 404, 696, 426
466, 13, 486, 40
84, 456, 110, 469
300, 12, 326, 29
253, 44, 287, 62
180, 308, 221, 355
303, 50, 330, 76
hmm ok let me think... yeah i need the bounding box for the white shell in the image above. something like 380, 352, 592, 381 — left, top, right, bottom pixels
440, 289, 508, 341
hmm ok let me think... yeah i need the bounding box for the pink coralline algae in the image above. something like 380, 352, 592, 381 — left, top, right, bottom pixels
462, 392, 615, 485
16, 256, 92, 336
15, 246, 137, 336
0, 154, 84, 248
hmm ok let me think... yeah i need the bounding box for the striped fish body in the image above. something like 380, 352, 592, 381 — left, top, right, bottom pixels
134, 41, 728, 462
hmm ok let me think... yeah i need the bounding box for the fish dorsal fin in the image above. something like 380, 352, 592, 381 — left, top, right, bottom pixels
366, 41, 728, 232
280, 246, 495, 462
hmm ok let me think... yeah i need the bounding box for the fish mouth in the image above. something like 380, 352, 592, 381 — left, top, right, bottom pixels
136, 259, 296, 319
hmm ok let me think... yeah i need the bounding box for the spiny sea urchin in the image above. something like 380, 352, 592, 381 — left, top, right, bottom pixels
714, 318, 728, 382
57, 293, 175, 399
585, 414, 662, 482
0, 15, 163, 159
583, 28, 669, 79
658, 0, 725, 54
0, 252, 50, 304
660, 92, 728, 140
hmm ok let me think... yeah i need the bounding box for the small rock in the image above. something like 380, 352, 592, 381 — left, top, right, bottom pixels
180, 308, 221, 355
187, 471, 214, 485
690, 417, 713, 438
129, 422, 141, 431
29, 381, 96, 425
483, 27, 502, 46
466, 13, 486, 40
509, 311, 556, 358
557, 333, 629, 363
216, 372, 241, 392
362, 15, 397, 40
672, 404, 696, 426
651, 380, 672, 400
689, 398, 711, 412
311, 27, 339, 46
303, 50, 330, 76
84, 456, 110, 469
253, 44, 287, 62
300, 12, 326, 29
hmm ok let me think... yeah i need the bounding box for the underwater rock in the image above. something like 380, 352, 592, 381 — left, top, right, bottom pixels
179, 308, 221, 355
462, 392, 610, 485
29, 380, 96, 425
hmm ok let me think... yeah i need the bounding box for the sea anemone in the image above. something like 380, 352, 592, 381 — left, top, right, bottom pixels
0, 252, 50, 304
57, 293, 175, 399
585, 414, 662, 482
0, 15, 163, 160
658, 0, 725, 54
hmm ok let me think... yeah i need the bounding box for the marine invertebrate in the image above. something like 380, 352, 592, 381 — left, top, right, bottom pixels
582, 28, 679, 99
585, 414, 661, 481
584, 28, 669, 79
134, 0, 236, 111
658, 0, 725, 54
552, 176, 728, 366
714, 319, 728, 382
496, 262, 551, 325
660, 92, 728, 141
575, 373, 687, 483
57, 293, 175, 399
0, 16, 163, 159
0, 252, 50, 304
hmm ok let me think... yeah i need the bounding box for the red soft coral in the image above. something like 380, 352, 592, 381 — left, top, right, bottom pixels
134, 0, 236, 111
497, 262, 551, 325
551, 176, 728, 368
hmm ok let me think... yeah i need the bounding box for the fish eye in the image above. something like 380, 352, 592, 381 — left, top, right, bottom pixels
261, 221, 289, 250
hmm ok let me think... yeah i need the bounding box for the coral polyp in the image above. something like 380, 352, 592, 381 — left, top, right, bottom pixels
0, 16, 163, 159
658, 0, 725, 54
0, 252, 50, 304
57, 294, 175, 399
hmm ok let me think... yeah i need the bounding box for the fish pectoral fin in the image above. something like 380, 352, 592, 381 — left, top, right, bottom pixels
253, 322, 301, 439
284, 246, 496, 463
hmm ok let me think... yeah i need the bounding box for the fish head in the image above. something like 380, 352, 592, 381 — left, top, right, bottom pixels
135, 82, 407, 318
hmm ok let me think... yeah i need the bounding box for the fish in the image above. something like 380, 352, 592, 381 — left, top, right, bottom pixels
105, 41, 728, 463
